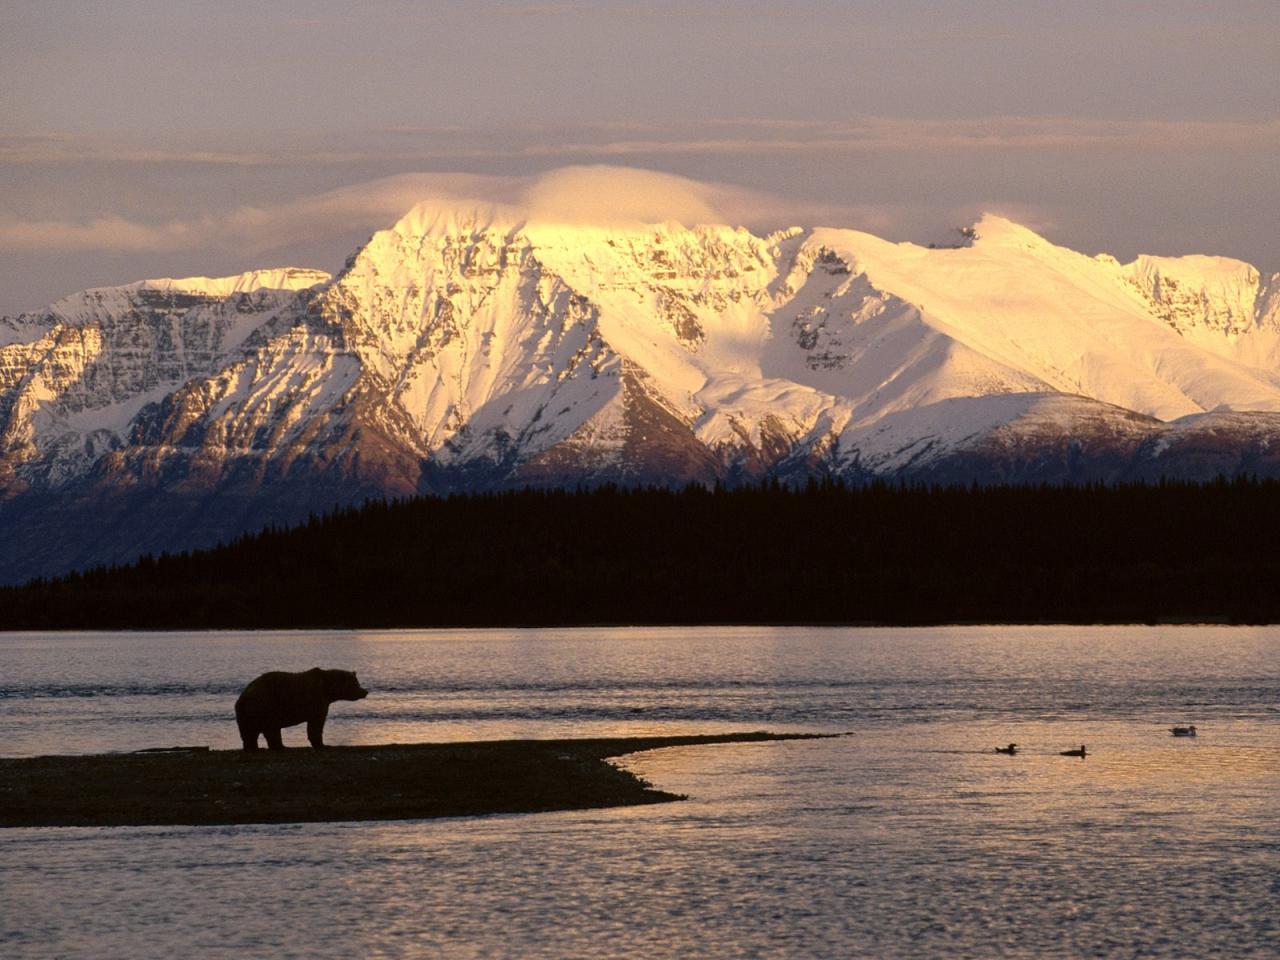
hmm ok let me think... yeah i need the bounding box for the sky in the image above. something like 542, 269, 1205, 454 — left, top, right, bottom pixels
3, 0, 1278, 314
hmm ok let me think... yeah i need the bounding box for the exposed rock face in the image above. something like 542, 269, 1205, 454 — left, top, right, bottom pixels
3, 203, 1280, 581
0, 270, 332, 493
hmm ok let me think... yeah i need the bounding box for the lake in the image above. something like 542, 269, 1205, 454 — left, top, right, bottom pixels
2, 626, 1277, 958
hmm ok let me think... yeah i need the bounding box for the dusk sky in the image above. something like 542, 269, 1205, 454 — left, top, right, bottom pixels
4, 0, 1278, 315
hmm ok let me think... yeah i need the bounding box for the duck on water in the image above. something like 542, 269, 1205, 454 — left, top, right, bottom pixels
1060, 745, 1087, 758
1170, 725, 1197, 737
994, 743, 1018, 755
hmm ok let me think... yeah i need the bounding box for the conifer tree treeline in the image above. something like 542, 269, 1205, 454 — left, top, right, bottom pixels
3, 479, 1279, 628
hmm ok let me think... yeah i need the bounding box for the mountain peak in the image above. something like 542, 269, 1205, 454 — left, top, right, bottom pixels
44, 267, 331, 315
390, 201, 526, 242
970, 214, 1052, 248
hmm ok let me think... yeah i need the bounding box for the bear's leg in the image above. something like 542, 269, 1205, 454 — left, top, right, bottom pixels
307, 713, 327, 749
264, 728, 285, 750
237, 714, 259, 751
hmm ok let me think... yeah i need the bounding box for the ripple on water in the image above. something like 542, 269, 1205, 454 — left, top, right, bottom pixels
0, 626, 1277, 958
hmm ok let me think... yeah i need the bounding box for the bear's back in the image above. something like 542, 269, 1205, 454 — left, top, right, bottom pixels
235, 669, 326, 723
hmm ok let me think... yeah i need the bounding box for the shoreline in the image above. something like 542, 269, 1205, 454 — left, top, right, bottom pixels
0, 618, 1250, 635
0, 732, 830, 829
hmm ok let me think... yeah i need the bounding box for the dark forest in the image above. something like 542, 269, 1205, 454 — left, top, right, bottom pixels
4, 479, 1280, 629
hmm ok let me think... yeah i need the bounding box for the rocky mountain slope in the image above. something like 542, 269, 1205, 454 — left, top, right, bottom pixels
3, 195, 1279, 581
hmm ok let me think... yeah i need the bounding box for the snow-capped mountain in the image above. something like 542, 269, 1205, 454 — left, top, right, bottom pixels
3, 188, 1280, 580
0, 268, 331, 491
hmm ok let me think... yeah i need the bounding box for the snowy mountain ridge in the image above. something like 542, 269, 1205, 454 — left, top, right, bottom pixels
2, 188, 1280, 579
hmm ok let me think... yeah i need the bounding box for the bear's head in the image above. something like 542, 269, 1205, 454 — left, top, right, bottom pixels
324, 669, 369, 702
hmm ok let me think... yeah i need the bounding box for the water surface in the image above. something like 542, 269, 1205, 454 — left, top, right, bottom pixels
2, 626, 1277, 958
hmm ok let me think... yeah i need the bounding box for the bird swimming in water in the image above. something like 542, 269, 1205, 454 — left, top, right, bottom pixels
1060, 745, 1087, 758
1170, 725, 1197, 737
994, 743, 1018, 755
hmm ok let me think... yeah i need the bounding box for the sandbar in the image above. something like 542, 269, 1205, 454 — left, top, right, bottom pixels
0, 732, 828, 828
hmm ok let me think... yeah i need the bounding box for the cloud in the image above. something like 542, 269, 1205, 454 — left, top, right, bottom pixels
0, 135, 299, 168
503, 117, 1280, 159
0, 158, 1193, 279
437, 116, 1280, 159
522, 166, 731, 224
0, 217, 192, 253
0, 163, 1091, 266
0, 166, 921, 258
0, 168, 732, 254
7, 116, 1279, 171
0, 148, 1249, 269
0, 173, 522, 255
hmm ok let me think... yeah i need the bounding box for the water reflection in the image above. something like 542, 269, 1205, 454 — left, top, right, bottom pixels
6, 723, 1275, 958
1, 626, 1277, 957
1, 625, 1277, 756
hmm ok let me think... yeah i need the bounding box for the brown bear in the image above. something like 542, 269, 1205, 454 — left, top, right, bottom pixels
235, 668, 368, 750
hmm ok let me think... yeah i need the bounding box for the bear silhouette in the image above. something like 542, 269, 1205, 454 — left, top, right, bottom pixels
235, 668, 368, 750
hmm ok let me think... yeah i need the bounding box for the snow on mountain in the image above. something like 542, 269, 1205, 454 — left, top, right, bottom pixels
833, 393, 1156, 479
3, 173, 1280, 578
0, 268, 330, 488
813, 216, 1280, 422
1125, 253, 1262, 341
1124, 254, 1280, 371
